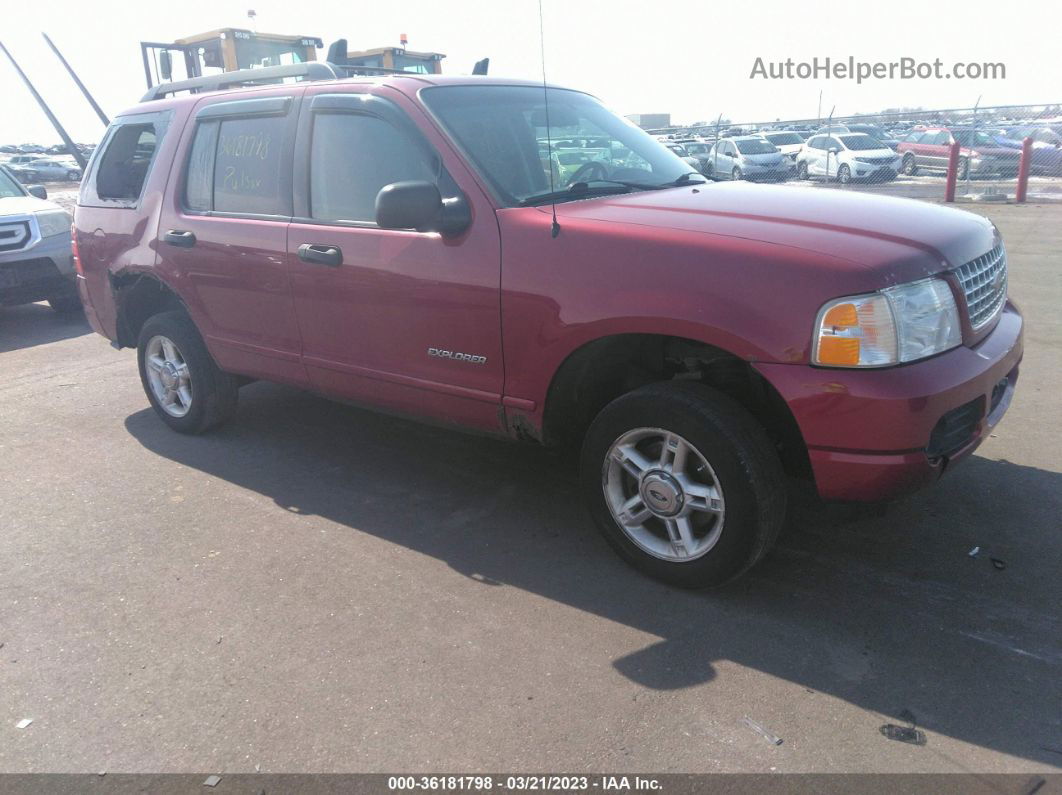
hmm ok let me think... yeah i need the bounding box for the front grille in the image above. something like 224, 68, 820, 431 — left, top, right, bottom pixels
954, 244, 1007, 330
0, 220, 32, 253
926, 396, 985, 459
866, 156, 895, 165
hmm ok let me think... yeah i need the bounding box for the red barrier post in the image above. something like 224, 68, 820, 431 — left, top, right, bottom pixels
944, 141, 961, 202
1016, 136, 1033, 203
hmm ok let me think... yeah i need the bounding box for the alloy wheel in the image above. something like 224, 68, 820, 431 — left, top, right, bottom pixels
144, 335, 193, 417
602, 427, 726, 562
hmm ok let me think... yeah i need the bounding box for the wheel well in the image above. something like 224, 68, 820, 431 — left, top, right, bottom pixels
111, 273, 186, 348
542, 334, 812, 480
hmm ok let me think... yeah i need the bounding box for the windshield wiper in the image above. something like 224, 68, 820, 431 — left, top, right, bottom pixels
662, 171, 708, 187
519, 182, 640, 207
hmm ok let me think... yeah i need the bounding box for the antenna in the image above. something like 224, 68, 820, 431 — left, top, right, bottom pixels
538, 0, 560, 238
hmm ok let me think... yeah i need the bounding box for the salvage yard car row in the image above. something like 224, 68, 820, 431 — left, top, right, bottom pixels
653, 122, 1061, 184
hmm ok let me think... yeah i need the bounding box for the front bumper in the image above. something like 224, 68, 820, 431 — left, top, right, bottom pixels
744, 164, 790, 181
0, 232, 75, 305
755, 302, 1023, 501
852, 161, 900, 180
971, 157, 1021, 177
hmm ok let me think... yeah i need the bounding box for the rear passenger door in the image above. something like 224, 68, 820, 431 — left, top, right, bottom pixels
156, 91, 307, 386
920, 131, 950, 169
286, 88, 504, 432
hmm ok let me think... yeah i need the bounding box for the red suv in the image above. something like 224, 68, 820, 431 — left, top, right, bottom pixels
74, 69, 1023, 588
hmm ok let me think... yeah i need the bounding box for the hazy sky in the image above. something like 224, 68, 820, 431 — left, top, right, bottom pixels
1, 0, 1058, 144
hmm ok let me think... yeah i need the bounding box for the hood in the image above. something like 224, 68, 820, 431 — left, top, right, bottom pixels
554, 181, 996, 278
741, 152, 784, 164
0, 195, 64, 217
848, 147, 898, 159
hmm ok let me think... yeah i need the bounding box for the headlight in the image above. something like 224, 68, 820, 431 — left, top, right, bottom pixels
813, 278, 961, 367
35, 209, 72, 238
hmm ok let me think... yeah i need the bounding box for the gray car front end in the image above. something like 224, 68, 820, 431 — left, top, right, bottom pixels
0, 192, 77, 307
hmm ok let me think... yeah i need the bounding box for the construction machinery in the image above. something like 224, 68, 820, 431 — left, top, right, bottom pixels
141, 30, 459, 91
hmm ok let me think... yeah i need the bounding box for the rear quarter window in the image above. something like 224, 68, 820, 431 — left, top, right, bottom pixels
80, 113, 170, 208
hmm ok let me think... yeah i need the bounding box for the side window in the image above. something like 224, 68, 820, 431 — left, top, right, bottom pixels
827, 137, 842, 150
929, 131, 950, 146
807, 136, 823, 150
309, 112, 435, 224
94, 124, 157, 202
183, 114, 288, 216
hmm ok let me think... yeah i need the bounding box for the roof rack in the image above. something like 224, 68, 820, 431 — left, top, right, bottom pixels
140, 62, 340, 102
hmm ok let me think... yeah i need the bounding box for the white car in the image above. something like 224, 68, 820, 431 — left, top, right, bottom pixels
760, 131, 806, 171
796, 133, 901, 184
705, 136, 789, 181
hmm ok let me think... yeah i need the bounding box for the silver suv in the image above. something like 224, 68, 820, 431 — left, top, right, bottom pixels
0, 165, 79, 312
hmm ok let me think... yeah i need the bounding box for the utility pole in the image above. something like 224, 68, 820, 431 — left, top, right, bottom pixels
42, 33, 109, 126
0, 40, 88, 170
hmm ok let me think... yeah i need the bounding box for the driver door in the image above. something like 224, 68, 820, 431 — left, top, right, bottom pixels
286, 88, 505, 432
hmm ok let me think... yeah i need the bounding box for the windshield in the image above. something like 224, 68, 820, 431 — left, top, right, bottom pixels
839, 134, 884, 151
0, 168, 25, 198
421, 85, 699, 205
735, 139, 778, 154
685, 143, 710, 154
850, 125, 887, 139
952, 130, 997, 147
765, 132, 803, 145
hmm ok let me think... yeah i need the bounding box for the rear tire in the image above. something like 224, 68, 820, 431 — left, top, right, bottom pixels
580, 382, 786, 589
137, 310, 238, 434
955, 157, 969, 180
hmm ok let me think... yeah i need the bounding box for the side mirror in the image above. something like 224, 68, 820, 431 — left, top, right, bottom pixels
375, 181, 470, 238
159, 51, 173, 81
829, 147, 840, 154
27, 185, 47, 200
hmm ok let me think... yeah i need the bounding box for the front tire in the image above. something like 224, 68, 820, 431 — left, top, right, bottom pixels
955, 157, 969, 180
902, 154, 918, 176
838, 164, 852, 184
732, 166, 743, 181
580, 382, 786, 589
137, 310, 238, 434
796, 161, 808, 180
47, 285, 82, 314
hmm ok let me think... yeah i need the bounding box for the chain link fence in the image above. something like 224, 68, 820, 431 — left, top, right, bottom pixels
646, 103, 1062, 202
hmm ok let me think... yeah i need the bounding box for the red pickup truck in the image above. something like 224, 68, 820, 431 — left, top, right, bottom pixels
74, 72, 1023, 588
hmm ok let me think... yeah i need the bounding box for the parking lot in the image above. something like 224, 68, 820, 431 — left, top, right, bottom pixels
1, 199, 1060, 774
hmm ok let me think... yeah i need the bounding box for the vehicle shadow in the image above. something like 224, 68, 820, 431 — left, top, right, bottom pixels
124, 381, 1062, 765
0, 301, 90, 353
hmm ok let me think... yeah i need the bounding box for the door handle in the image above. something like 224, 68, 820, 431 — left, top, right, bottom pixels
162, 229, 196, 247
297, 243, 343, 267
